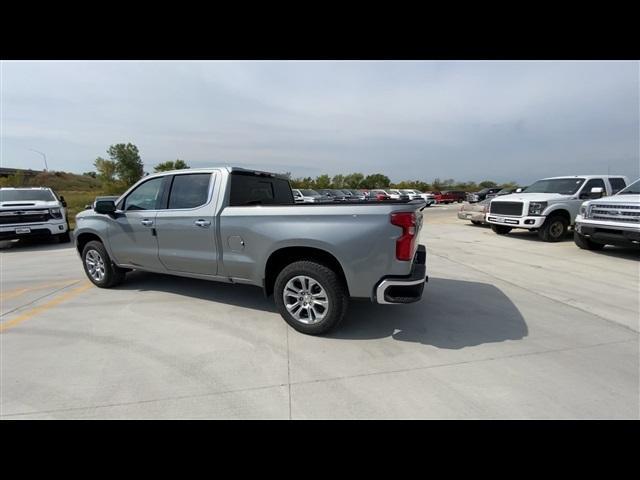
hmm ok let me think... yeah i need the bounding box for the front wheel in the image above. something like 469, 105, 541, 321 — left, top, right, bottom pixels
574, 231, 605, 250
538, 215, 568, 242
471, 220, 482, 225
491, 224, 512, 235
274, 260, 348, 335
82, 240, 126, 288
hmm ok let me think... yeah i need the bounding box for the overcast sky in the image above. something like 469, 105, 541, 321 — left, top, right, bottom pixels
1, 60, 638, 184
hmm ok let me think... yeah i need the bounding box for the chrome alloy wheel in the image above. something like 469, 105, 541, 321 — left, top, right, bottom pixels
283, 275, 329, 324
85, 249, 106, 282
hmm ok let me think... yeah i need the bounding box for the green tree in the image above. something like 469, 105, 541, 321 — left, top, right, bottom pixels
331, 174, 345, 188
500, 181, 519, 189
107, 143, 144, 187
344, 173, 364, 188
479, 180, 498, 188
154, 159, 190, 172
431, 178, 445, 191
83, 171, 97, 178
315, 174, 331, 189
361, 173, 391, 189
93, 157, 117, 182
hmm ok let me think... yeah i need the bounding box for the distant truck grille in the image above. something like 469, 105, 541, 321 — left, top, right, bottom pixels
590, 204, 640, 224
489, 201, 523, 216
0, 209, 52, 225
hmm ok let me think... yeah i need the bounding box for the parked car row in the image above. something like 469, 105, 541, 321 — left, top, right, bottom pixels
458, 174, 639, 250
292, 188, 437, 206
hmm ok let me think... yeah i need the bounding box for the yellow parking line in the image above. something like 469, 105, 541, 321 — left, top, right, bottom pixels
0, 282, 93, 333
0, 280, 79, 302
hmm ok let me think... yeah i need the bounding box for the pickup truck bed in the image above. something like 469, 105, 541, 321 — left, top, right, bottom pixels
74, 167, 428, 335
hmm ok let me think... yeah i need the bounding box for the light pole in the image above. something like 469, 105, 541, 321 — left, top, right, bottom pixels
28, 149, 48, 171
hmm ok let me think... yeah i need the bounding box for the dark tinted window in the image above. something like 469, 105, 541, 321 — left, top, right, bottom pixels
168, 174, 211, 209
229, 173, 293, 206
609, 178, 627, 194
580, 178, 606, 198
0, 189, 55, 202
123, 177, 165, 211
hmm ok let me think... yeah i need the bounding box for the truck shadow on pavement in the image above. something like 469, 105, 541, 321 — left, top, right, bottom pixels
329, 277, 528, 349
0, 239, 74, 252
119, 272, 527, 349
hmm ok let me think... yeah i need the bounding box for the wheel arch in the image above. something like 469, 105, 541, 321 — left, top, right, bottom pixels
544, 207, 572, 225
264, 246, 349, 298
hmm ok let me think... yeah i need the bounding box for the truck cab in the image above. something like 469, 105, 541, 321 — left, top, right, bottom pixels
486, 175, 628, 242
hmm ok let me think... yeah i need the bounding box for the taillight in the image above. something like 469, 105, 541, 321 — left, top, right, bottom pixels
390, 212, 417, 261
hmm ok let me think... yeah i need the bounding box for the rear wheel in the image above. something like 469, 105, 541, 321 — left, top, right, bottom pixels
491, 224, 512, 235
574, 231, 605, 250
82, 240, 126, 288
538, 215, 568, 242
274, 260, 348, 335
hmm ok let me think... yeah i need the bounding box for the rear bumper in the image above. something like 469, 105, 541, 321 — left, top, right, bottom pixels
374, 245, 428, 304
458, 211, 485, 222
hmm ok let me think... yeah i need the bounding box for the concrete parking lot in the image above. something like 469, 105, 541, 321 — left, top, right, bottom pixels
1, 204, 638, 419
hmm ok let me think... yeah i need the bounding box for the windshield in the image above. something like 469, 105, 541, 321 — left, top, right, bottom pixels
523, 178, 585, 195
300, 189, 319, 196
617, 179, 640, 195
0, 189, 55, 202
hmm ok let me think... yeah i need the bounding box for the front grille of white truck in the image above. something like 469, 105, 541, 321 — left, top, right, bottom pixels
590, 204, 640, 223
0, 209, 52, 225
489, 201, 523, 216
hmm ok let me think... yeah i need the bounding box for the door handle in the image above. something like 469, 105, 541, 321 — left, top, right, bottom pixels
194, 219, 211, 228
141, 219, 154, 226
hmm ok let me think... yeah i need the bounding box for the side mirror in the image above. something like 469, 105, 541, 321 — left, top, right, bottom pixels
94, 199, 117, 214
515, 188, 523, 193
581, 187, 604, 199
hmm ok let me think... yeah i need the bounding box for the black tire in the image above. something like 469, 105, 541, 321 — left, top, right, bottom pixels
471, 220, 482, 225
538, 214, 569, 242
274, 260, 348, 335
491, 224, 512, 235
81, 240, 126, 288
574, 231, 605, 250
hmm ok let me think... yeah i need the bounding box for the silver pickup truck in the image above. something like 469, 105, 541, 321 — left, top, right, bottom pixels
74, 167, 428, 335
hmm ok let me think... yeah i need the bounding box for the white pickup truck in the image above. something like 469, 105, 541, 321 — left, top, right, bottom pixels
574, 178, 640, 250
486, 175, 629, 242
0, 187, 71, 243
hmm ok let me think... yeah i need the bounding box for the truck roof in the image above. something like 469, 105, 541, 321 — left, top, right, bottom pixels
0, 187, 53, 190
145, 166, 289, 179
542, 175, 627, 180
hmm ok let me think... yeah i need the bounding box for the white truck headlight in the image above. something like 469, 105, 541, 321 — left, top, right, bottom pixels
528, 202, 547, 216
50, 207, 63, 219
579, 204, 588, 218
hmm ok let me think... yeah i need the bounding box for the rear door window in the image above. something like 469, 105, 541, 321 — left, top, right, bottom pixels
229, 173, 294, 206
168, 173, 212, 209
609, 178, 627, 194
